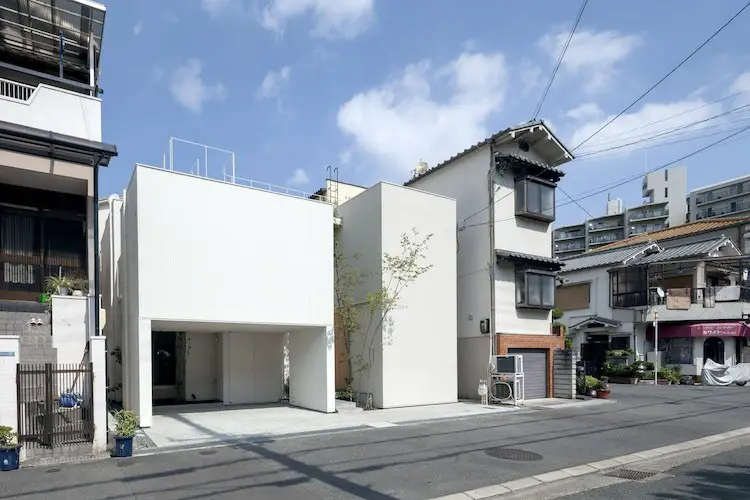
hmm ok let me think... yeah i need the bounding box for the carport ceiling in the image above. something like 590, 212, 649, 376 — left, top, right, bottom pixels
150, 320, 314, 334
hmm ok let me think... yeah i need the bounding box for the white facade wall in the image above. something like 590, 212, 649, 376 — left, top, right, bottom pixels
288, 327, 335, 413
118, 166, 335, 425
99, 196, 124, 402
50, 296, 90, 364
0, 84, 102, 141
336, 182, 458, 408
0, 336, 19, 433
130, 166, 333, 326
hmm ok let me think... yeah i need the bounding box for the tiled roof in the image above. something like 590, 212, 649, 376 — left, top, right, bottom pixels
561, 244, 656, 272
496, 250, 563, 270
589, 217, 750, 253
569, 315, 623, 330
633, 237, 740, 264
496, 153, 565, 178
405, 120, 571, 185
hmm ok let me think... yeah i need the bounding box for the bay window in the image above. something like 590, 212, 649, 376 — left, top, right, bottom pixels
516, 270, 556, 309
515, 176, 556, 222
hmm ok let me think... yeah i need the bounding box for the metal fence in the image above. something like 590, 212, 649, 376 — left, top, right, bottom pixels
17, 363, 94, 448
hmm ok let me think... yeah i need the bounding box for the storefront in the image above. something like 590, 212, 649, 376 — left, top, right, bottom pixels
646, 322, 750, 376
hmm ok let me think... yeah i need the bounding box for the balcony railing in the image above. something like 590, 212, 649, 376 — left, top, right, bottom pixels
628, 209, 668, 222
556, 242, 585, 253
695, 199, 750, 220
588, 221, 623, 231
0, 77, 36, 102
555, 231, 584, 241
629, 223, 667, 235
695, 182, 750, 205
589, 233, 622, 245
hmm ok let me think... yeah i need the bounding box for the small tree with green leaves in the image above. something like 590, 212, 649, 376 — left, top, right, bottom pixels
334, 228, 433, 406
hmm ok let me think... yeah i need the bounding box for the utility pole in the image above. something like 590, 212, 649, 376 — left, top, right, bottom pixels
653, 310, 659, 385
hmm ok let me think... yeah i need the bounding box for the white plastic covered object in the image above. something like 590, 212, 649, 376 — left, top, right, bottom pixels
701, 359, 750, 386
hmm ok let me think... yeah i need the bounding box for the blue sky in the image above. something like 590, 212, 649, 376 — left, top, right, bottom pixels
98, 0, 750, 227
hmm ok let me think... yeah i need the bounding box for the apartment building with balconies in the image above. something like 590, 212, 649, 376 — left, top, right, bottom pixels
688, 174, 750, 222
554, 166, 687, 258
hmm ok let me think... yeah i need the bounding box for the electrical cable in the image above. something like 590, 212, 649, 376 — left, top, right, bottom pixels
571, 1, 750, 151
532, 0, 589, 119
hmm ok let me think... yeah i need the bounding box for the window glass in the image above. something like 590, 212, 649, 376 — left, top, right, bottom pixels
527, 182, 541, 214
542, 274, 555, 307
527, 273, 542, 306
515, 180, 525, 212
658, 338, 693, 364
515, 271, 525, 304
541, 184, 554, 217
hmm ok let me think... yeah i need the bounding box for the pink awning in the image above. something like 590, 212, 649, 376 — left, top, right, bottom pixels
647, 322, 750, 339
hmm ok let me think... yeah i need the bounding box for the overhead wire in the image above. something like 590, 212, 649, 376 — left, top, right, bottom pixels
532, 0, 589, 119
571, 1, 750, 151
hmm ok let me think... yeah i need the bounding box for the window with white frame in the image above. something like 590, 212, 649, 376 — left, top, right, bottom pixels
515, 177, 556, 222
516, 270, 556, 309
658, 338, 693, 365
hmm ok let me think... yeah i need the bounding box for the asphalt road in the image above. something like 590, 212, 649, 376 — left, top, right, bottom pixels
2, 385, 750, 500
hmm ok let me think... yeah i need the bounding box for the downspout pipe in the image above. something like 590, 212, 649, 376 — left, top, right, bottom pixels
488, 144, 497, 361
93, 156, 101, 336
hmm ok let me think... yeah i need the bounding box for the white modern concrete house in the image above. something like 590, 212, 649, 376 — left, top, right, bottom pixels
0, 0, 115, 458
100, 164, 335, 428
406, 121, 574, 399
558, 217, 750, 379
333, 181, 457, 408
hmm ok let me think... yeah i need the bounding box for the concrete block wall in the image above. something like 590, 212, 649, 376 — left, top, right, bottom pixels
553, 349, 576, 399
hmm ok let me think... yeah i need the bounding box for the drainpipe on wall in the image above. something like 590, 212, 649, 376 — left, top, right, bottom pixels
488, 144, 497, 359
93, 156, 101, 337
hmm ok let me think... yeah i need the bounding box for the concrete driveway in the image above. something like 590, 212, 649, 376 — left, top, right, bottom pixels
142, 401, 518, 451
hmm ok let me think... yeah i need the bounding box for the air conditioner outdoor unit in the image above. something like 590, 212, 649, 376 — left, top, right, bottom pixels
490, 355, 524, 375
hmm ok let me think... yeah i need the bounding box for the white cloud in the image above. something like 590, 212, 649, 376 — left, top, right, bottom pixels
337, 51, 508, 177
539, 29, 642, 93
257, 66, 292, 99
519, 59, 543, 97
570, 98, 724, 155
261, 0, 374, 39
201, 0, 240, 16
730, 71, 750, 93
133, 22, 143, 36
566, 102, 604, 122
168, 59, 227, 114
287, 168, 310, 186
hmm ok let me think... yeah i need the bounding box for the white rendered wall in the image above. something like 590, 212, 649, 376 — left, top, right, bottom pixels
0, 84, 102, 141
51, 296, 89, 364
90, 336, 108, 453
222, 332, 284, 405
183, 332, 220, 402
288, 327, 335, 413
131, 166, 333, 327
0, 336, 19, 432
379, 183, 458, 407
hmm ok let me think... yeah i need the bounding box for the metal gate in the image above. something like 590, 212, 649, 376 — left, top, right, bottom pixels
16, 363, 94, 448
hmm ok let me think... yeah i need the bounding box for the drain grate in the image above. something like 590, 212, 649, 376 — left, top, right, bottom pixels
485, 448, 543, 461
604, 469, 659, 481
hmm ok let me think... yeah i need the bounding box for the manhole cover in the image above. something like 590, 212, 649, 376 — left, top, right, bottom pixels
485, 448, 543, 461
199, 450, 218, 456
45, 468, 60, 474
604, 469, 658, 481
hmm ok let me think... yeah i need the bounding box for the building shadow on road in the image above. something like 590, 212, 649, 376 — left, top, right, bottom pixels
651, 464, 750, 500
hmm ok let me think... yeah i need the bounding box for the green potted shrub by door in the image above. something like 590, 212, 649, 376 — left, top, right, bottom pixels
113, 410, 139, 458
0, 426, 21, 471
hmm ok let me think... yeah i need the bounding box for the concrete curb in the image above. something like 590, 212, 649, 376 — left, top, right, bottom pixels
430, 425, 750, 500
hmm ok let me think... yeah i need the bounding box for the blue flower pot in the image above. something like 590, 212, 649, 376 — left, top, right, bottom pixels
114, 436, 133, 458
0, 447, 20, 471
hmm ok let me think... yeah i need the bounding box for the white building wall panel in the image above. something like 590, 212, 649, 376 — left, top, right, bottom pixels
288, 327, 335, 413
222, 332, 284, 405
183, 332, 220, 402
132, 166, 333, 327
379, 183, 458, 407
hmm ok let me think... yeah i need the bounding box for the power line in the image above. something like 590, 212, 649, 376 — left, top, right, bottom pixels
532, 0, 589, 120
462, 125, 750, 230
576, 89, 750, 147
576, 102, 750, 152
576, 103, 750, 157
571, 1, 750, 151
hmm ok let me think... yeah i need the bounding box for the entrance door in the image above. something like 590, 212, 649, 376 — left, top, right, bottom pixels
508, 348, 548, 399
153, 332, 179, 404
581, 335, 609, 377
703, 338, 725, 364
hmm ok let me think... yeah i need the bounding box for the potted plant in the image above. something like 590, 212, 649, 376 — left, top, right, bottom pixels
596, 377, 612, 399
70, 274, 89, 297
112, 409, 138, 458
0, 426, 21, 471
45, 275, 74, 296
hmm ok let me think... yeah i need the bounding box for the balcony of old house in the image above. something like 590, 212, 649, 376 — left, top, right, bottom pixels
611, 254, 750, 322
